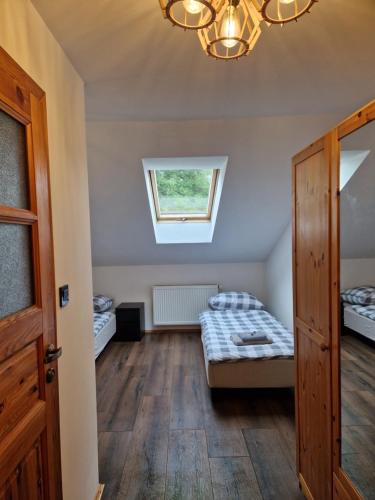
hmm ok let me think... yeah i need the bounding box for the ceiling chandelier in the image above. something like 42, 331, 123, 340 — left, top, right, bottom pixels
159, 0, 318, 60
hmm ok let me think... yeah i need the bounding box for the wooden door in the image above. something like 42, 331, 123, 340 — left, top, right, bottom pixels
293, 134, 334, 500
0, 48, 62, 499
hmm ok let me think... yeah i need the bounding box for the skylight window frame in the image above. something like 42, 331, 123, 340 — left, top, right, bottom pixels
149, 168, 220, 223
142, 156, 228, 244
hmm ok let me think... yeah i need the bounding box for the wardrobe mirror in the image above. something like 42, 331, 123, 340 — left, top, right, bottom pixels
340, 120, 375, 498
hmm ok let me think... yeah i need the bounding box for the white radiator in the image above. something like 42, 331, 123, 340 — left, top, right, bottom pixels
152, 285, 219, 326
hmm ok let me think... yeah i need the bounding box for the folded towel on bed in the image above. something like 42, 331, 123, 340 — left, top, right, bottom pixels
230, 331, 273, 346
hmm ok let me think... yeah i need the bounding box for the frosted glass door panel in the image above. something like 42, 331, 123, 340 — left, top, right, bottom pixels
0, 110, 29, 209
0, 223, 34, 319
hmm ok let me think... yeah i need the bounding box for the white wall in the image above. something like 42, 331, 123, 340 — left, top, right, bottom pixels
341, 258, 375, 289
265, 224, 293, 331
93, 263, 266, 330
0, 2, 98, 500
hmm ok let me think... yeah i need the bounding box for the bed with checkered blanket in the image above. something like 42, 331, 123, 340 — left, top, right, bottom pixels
200, 309, 294, 363
199, 309, 294, 388
350, 304, 375, 321
343, 302, 375, 343
93, 312, 116, 359
94, 312, 113, 337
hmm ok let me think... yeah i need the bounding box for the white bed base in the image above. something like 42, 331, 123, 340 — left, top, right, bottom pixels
344, 306, 375, 342
202, 337, 295, 388
94, 313, 116, 359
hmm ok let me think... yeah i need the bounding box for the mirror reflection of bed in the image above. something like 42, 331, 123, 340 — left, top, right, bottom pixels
340, 121, 375, 498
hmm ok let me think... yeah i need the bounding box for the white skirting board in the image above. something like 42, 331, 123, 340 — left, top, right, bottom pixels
153, 285, 218, 326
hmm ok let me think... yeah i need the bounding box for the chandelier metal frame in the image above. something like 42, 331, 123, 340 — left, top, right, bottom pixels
259, 0, 318, 25
159, 0, 225, 30
159, 0, 318, 60
198, 0, 262, 60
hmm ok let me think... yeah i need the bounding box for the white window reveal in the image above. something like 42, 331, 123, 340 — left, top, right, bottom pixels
143, 156, 227, 244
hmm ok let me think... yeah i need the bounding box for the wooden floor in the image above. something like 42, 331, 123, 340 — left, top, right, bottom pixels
96, 332, 302, 500
341, 333, 375, 499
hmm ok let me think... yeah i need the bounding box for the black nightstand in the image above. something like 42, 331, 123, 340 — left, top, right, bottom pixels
114, 302, 145, 342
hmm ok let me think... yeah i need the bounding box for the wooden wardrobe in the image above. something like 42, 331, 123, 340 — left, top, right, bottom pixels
292, 100, 375, 500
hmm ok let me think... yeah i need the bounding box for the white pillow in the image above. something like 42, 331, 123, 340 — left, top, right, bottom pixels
341, 286, 375, 306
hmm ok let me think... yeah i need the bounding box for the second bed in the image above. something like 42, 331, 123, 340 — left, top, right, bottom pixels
200, 308, 294, 388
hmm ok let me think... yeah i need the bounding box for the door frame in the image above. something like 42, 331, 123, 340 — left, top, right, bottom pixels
0, 47, 62, 498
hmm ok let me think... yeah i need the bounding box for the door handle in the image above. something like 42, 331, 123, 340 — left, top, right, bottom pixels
44, 344, 63, 364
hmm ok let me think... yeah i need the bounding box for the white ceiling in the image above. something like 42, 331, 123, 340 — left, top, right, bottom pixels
32, 0, 375, 121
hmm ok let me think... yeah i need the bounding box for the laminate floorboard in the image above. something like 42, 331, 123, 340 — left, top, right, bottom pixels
98, 432, 132, 500
96, 342, 133, 408
166, 430, 213, 500
342, 453, 375, 500
143, 342, 174, 397
243, 428, 303, 500
206, 428, 249, 458
210, 457, 262, 500
170, 365, 205, 430
97, 365, 147, 432
118, 395, 170, 500
96, 333, 300, 499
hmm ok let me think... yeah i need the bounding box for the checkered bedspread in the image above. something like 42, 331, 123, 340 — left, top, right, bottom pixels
93, 312, 113, 338
351, 304, 375, 321
200, 309, 294, 363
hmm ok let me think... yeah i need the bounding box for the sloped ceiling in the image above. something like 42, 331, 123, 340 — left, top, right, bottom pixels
31, 0, 375, 265
32, 0, 375, 121
341, 121, 375, 259
87, 114, 339, 265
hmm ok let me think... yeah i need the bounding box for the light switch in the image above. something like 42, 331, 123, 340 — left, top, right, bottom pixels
59, 285, 69, 308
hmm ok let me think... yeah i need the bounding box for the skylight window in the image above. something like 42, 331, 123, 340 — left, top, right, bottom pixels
150, 168, 219, 222
143, 156, 227, 244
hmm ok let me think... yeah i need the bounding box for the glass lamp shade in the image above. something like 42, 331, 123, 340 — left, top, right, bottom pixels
198, 0, 262, 60
159, 0, 225, 30
260, 0, 318, 24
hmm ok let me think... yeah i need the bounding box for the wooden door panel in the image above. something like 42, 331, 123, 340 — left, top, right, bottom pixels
293, 135, 333, 500
295, 147, 330, 338
0, 471, 18, 500
0, 48, 62, 499
0, 439, 44, 500
0, 402, 45, 486
0, 342, 40, 441
0, 307, 43, 364
17, 440, 44, 500
297, 330, 331, 499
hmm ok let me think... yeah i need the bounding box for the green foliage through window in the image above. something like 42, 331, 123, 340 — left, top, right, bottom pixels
155, 169, 214, 215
